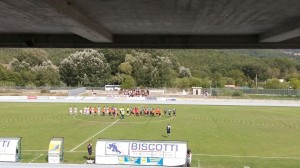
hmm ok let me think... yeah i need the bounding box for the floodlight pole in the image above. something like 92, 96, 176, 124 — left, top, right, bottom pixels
255, 74, 258, 88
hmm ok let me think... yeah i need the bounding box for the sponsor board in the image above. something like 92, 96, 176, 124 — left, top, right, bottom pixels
65, 96, 82, 100
118, 156, 163, 166
49, 96, 57, 100
166, 98, 176, 101
98, 97, 107, 100
0, 138, 21, 162
0, 96, 27, 100
146, 97, 157, 100
157, 97, 166, 101
96, 139, 187, 166
48, 141, 61, 154
37, 96, 49, 100
48, 138, 64, 164
127, 97, 146, 101
83, 97, 96, 100
27, 96, 37, 100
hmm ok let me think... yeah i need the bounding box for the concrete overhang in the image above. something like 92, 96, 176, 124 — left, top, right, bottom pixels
0, 0, 300, 48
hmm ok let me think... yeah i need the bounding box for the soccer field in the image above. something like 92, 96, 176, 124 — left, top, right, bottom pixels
0, 102, 300, 167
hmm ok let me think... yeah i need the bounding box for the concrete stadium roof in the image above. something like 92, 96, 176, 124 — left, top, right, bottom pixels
1, 0, 300, 48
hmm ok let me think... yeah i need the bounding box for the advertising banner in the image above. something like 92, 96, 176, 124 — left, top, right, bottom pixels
48, 138, 64, 164
0, 96, 27, 100
48, 141, 61, 154
166, 98, 176, 101
146, 97, 157, 100
96, 139, 187, 166
27, 96, 37, 100
0, 138, 21, 162
118, 156, 163, 165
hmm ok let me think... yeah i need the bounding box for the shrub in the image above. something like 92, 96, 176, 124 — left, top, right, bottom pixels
232, 91, 243, 97
41, 89, 50, 93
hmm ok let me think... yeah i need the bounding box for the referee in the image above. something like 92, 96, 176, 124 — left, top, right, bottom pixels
166, 124, 171, 136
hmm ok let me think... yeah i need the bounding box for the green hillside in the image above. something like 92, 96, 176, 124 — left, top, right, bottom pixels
0, 48, 298, 65
0, 48, 299, 89
0, 48, 78, 65
172, 49, 300, 78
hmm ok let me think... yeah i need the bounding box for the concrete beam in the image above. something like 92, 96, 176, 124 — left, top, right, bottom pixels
2, 34, 300, 49
260, 18, 300, 43
44, 0, 112, 43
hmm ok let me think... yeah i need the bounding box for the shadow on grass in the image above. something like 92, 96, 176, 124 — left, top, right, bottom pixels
83, 156, 95, 160
161, 135, 167, 138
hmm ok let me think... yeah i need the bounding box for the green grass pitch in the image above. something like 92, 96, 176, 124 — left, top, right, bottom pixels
0, 102, 300, 168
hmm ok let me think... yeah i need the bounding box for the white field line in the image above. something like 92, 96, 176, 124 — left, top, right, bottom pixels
22, 150, 86, 154
23, 150, 86, 153
193, 153, 300, 160
23, 150, 47, 152
29, 153, 43, 163
70, 119, 120, 152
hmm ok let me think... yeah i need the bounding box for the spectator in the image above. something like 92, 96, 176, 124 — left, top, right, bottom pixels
87, 141, 92, 160
186, 149, 192, 167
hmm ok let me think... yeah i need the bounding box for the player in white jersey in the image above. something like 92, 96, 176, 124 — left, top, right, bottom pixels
91, 107, 94, 115
69, 106, 73, 116
84, 106, 88, 115
74, 106, 77, 115
97, 106, 101, 116
105, 106, 109, 116
86, 106, 90, 115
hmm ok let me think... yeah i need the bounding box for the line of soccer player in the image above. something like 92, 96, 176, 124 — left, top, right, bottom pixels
69, 106, 176, 117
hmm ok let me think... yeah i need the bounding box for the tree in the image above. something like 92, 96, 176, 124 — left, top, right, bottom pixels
0, 64, 8, 81
174, 78, 190, 88
178, 66, 192, 78
59, 49, 111, 87
189, 77, 202, 87
289, 78, 300, 89
9, 58, 31, 72
211, 72, 225, 88
34, 66, 61, 86
201, 78, 211, 88
125, 50, 178, 88
266, 68, 280, 79
155, 56, 177, 87
265, 78, 288, 89
271, 57, 297, 78
120, 74, 136, 89
7, 49, 61, 87
223, 77, 235, 85
118, 62, 132, 75
100, 49, 128, 74
18, 70, 36, 86
127, 51, 152, 87
16, 49, 48, 67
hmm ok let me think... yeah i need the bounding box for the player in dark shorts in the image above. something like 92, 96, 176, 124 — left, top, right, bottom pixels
173, 108, 176, 117
164, 108, 167, 116
140, 108, 143, 116
168, 109, 172, 116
